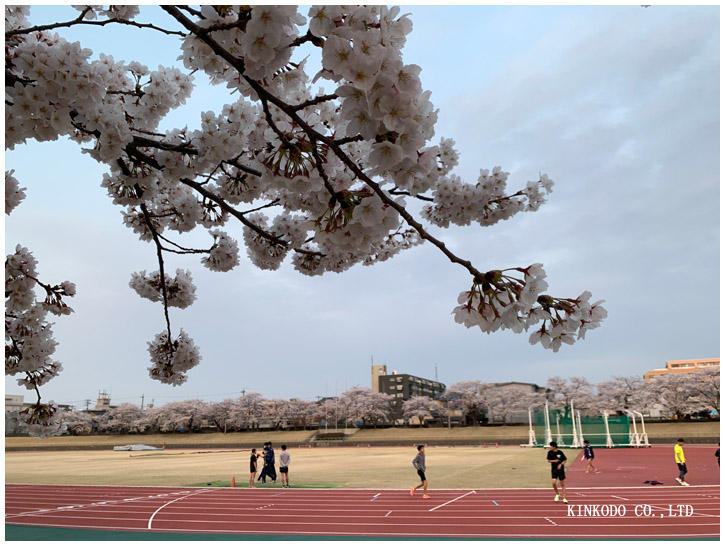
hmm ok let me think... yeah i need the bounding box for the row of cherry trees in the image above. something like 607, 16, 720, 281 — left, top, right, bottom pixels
441, 371, 720, 425
44, 369, 718, 435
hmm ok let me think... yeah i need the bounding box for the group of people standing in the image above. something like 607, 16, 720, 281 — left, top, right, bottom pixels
248, 442, 291, 488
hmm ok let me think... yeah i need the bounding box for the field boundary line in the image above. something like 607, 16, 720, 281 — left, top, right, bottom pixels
147, 489, 211, 530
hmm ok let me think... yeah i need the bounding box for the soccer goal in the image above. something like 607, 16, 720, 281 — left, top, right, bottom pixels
527, 402, 649, 448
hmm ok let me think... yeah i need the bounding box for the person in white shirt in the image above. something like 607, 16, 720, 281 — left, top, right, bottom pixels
279, 444, 291, 488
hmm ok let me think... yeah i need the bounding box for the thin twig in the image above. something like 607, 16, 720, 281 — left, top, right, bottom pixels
6, 14, 186, 38
292, 93, 338, 112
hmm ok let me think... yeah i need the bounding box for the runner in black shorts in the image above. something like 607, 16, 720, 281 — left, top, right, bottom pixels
410, 445, 430, 498
547, 441, 568, 503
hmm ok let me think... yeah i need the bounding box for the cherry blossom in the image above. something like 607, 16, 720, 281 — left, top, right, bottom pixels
5, 170, 26, 215
5, 5, 607, 436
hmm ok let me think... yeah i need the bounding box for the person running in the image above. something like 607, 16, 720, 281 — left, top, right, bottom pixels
715, 442, 720, 467
410, 444, 430, 498
675, 438, 689, 486
547, 441, 568, 503
279, 444, 291, 488
249, 448, 261, 488
582, 440, 599, 473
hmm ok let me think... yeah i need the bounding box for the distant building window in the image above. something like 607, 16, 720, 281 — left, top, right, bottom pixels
397, 385, 403, 390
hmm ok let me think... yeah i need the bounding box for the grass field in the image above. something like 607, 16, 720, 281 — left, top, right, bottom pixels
6, 421, 718, 451
640, 421, 720, 437
4, 430, 313, 449
5, 446, 580, 489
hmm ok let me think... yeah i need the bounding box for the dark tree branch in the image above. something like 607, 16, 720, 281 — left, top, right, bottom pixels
333, 134, 365, 146
6, 12, 186, 38
389, 188, 435, 202
292, 93, 338, 112
180, 178, 288, 247
289, 29, 325, 48
240, 199, 281, 215
176, 5, 203, 18
157, 233, 210, 254
117, 158, 173, 341
223, 159, 263, 178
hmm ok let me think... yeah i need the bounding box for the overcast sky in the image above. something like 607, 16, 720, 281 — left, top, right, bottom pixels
5, 5, 719, 408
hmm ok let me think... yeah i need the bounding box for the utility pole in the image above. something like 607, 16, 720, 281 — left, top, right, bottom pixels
140, 394, 145, 412
434, 363, 438, 381
84, 399, 91, 412
241, 388, 246, 397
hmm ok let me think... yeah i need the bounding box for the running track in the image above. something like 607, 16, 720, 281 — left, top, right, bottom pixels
5, 483, 719, 538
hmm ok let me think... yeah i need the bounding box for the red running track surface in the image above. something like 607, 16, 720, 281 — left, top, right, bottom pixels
564, 445, 720, 488
5, 483, 719, 538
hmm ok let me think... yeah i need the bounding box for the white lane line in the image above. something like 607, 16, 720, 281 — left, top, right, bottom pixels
545, 517, 558, 526
611, 495, 629, 501
429, 490, 476, 512
6, 483, 719, 490
385, 510, 392, 517
147, 489, 211, 530
6, 492, 188, 519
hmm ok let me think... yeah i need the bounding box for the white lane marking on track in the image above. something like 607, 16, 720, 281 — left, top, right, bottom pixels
370, 493, 380, 501
6, 491, 188, 519
385, 510, 392, 517
545, 517, 558, 526
6, 483, 719, 490
147, 489, 211, 530
429, 490, 476, 512
611, 495, 629, 501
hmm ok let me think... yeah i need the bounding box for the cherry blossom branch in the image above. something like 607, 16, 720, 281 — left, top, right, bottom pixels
176, 5, 203, 18
240, 199, 281, 215
162, 6, 487, 280
6, 11, 186, 38
289, 29, 325, 48
179, 178, 287, 247
116, 158, 173, 340
198, 16, 251, 35
138, 201, 173, 341
389, 187, 435, 202
333, 134, 365, 146
222, 159, 263, 178
157, 233, 210, 255
292, 93, 338, 112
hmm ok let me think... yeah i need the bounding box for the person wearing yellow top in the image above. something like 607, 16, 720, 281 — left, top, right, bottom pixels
674, 438, 689, 486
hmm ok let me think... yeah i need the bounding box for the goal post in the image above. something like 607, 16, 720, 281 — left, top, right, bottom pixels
530, 405, 631, 448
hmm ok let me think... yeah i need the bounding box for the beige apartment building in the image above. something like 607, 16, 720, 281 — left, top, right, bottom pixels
644, 358, 720, 381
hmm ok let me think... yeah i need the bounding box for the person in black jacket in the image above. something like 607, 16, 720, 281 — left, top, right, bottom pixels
266, 441, 277, 483
257, 446, 270, 483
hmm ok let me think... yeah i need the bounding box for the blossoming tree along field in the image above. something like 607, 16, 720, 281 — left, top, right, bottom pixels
41, 370, 719, 436
5, 5, 608, 436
